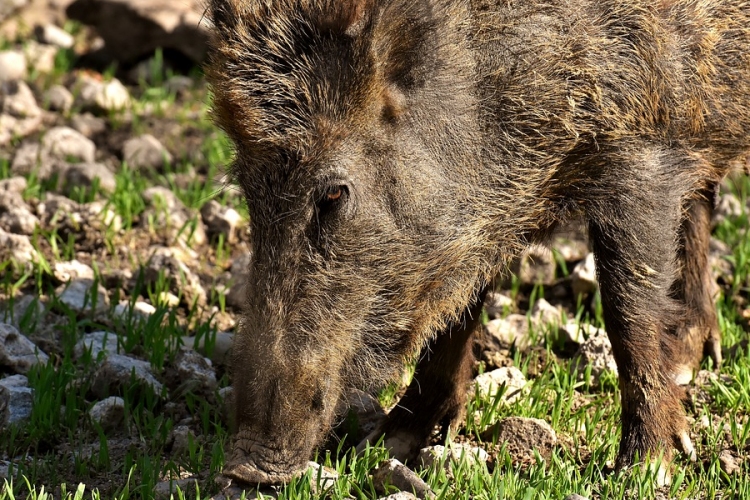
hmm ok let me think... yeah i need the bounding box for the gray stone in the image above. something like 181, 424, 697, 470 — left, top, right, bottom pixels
343, 388, 386, 437
564, 495, 590, 500
88, 396, 125, 431
66, 0, 209, 63
530, 298, 565, 328
91, 353, 164, 398
0, 0, 29, 23
0, 176, 26, 194
71, 113, 106, 138
154, 477, 199, 499
35, 23, 75, 48
1, 295, 45, 328
472, 366, 527, 403
53, 260, 95, 283
123, 134, 172, 169
484, 291, 513, 319
0, 81, 42, 146
558, 322, 599, 345
83, 200, 123, 231
517, 244, 557, 285
11, 142, 45, 176
142, 189, 207, 247
0, 50, 26, 82
713, 193, 743, 225
170, 425, 195, 454
144, 249, 206, 306
372, 459, 433, 499
378, 494, 418, 500
113, 300, 156, 323
0, 323, 49, 374
0, 227, 38, 266
480, 417, 557, 462
485, 314, 531, 349
37, 193, 79, 224
73, 330, 120, 360
22, 41, 57, 74
173, 348, 217, 391
55, 278, 110, 314
306, 461, 339, 493
45, 84, 74, 113
41, 126, 96, 163
63, 162, 117, 193
552, 235, 589, 263
0, 203, 39, 235
571, 253, 597, 296
200, 200, 243, 243
181, 330, 233, 366
719, 449, 740, 475
0, 374, 33, 427
95, 78, 130, 111
417, 443, 488, 472
571, 327, 617, 387
165, 75, 193, 94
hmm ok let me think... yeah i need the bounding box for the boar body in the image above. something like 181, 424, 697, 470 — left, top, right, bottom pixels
206, 0, 750, 484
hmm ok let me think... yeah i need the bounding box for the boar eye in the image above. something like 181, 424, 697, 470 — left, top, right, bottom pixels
317, 184, 349, 210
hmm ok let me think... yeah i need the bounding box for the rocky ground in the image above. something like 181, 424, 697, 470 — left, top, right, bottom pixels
1, 2, 749, 499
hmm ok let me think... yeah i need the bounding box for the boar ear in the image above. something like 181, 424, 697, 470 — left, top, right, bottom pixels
318, 0, 377, 37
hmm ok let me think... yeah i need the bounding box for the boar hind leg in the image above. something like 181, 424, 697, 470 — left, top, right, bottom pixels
671, 188, 722, 383
586, 150, 697, 473
364, 289, 487, 462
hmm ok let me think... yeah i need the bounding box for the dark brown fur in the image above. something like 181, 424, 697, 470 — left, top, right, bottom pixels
205, 0, 750, 483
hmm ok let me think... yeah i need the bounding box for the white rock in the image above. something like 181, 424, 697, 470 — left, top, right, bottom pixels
418, 443, 488, 472
53, 260, 95, 283
36, 24, 75, 48
63, 162, 117, 193
0, 50, 26, 82
372, 459, 432, 499
0, 204, 39, 235
73, 331, 120, 360
123, 134, 172, 169
91, 354, 164, 398
0, 227, 38, 266
200, 200, 243, 243
173, 349, 217, 391
0, 374, 33, 427
22, 41, 57, 73
89, 396, 125, 431
113, 301, 156, 323
95, 78, 130, 111
485, 314, 531, 349
45, 85, 74, 113
484, 291, 514, 319
472, 366, 527, 403
480, 416, 557, 462
56, 278, 110, 314
0, 323, 49, 373
571, 253, 597, 296
571, 327, 618, 387
530, 298, 565, 327
41, 126, 96, 163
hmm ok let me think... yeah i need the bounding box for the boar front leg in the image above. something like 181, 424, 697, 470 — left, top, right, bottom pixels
360, 288, 488, 462
586, 148, 698, 475
672, 186, 723, 381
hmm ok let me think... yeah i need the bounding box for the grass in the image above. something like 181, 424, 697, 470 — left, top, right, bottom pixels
0, 26, 749, 499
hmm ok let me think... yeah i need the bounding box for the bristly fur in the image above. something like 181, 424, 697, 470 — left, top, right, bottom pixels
205, 0, 750, 484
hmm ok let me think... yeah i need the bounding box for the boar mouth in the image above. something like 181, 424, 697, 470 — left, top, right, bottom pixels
223, 435, 310, 485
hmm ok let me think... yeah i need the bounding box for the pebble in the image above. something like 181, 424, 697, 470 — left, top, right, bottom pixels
485, 314, 531, 349
472, 366, 527, 403
0, 203, 39, 235
571, 327, 618, 387
378, 494, 417, 500
564, 495, 590, 500
91, 353, 164, 398
719, 449, 740, 475
22, 41, 57, 73
41, 126, 96, 164
0, 323, 49, 374
63, 162, 117, 193
35, 24, 75, 48
154, 477, 199, 499
558, 321, 600, 345
11, 142, 44, 177
113, 301, 156, 323
0, 374, 33, 427
73, 331, 121, 360
181, 330, 234, 367
0, 227, 38, 266
517, 244, 557, 285
484, 291, 513, 319
0, 50, 26, 82
418, 443, 488, 472
0, 177, 26, 193
305, 461, 339, 493
95, 78, 131, 111
89, 396, 125, 431
71, 113, 107, 138
480, 416, 557, 462
570, 252, 597, 296
2, 80, 39, 118
45, 84, 74, 113
56, 279, 110, 315
372, 459, 434, 499
53, 259, 95, 283
123, 134, 172, 169
173, 348, 217, 392
530, 298, 565, 327
170, 425, 195, 455
200, 199, 243, 243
